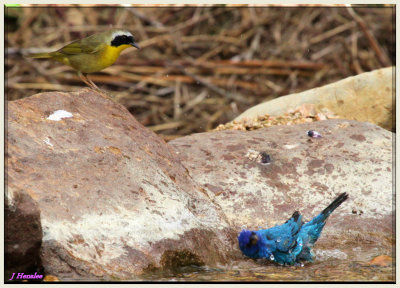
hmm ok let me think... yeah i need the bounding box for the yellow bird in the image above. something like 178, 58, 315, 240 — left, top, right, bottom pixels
27, 29, 140, 90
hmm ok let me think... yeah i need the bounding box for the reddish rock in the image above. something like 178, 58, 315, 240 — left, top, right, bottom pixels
7, 89, 236, 280
170, 120, 393, 245
7, 89, 393, 280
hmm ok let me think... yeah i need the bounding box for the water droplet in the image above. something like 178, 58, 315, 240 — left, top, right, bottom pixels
299, 243, 303, 247
301, 263, 304, 267
270, 254, 275, 261
277, 238, 281, 243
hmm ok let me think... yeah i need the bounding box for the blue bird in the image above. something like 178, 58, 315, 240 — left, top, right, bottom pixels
238, 192, 349, 265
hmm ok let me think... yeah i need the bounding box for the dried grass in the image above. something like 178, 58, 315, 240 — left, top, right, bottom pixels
5, 6, 394, 140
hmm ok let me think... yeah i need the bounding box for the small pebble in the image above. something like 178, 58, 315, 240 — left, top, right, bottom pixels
44, 275, 59, 282
307, 130, 322, 138
368, 255, 392, 267
260, 152, 271, 165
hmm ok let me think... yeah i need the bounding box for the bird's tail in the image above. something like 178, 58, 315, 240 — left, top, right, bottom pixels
26, 52, 53, 58
320, 192, 349, 222
300, 192, 349, 248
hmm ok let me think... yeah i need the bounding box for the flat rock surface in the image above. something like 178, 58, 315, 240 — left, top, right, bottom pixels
170, 120, 393, 245
7, 89, 236, 280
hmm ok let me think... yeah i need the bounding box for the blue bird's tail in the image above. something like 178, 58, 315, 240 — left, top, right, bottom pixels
320, 192, 349, 222
299, 192, 349, 249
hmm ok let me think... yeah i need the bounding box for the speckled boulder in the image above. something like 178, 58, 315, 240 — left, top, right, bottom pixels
170, 120, 393, 246
7, 89, 236, 280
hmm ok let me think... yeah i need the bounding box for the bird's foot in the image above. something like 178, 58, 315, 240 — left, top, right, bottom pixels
79, 72, 110, 98
91, 87, 115, 100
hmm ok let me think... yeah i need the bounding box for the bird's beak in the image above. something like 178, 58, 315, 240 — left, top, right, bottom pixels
131, 42, 140, 49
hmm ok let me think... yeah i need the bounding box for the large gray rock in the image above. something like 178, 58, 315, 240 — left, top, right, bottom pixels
7, 89, 236, 280
170, 120, 393, 245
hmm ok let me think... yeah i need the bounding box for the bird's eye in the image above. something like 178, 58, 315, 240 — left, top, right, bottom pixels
250, 233, 258, 245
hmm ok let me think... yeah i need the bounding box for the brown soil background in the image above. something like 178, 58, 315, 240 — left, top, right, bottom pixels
6, 6, 395, 140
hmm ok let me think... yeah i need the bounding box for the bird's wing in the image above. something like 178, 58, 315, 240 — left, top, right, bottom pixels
298, 216, 325, 246
57, 36, 105, 55
262, 212, 303, 253
284, 211, 303, 225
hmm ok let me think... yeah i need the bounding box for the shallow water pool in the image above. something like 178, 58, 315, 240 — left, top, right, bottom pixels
139, 243, 394, 282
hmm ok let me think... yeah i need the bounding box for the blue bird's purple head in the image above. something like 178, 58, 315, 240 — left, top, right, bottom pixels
238, 230, 272, 259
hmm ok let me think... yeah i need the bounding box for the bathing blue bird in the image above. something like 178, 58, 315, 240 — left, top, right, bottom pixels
238, 192, 349, 265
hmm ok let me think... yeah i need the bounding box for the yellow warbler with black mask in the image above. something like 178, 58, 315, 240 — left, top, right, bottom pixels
27, 29, 139, 90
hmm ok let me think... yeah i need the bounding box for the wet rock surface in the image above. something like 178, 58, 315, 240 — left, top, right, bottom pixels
7, 90, 394, 281
7, 89, 236, 280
